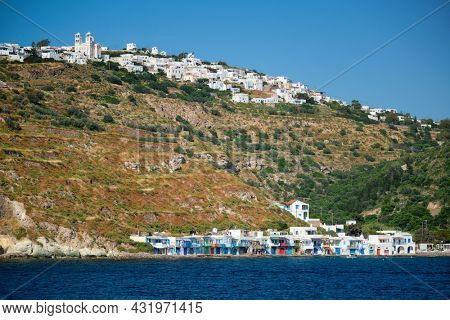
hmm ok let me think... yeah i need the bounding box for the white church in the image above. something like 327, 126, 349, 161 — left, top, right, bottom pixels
74, 32, 102, 59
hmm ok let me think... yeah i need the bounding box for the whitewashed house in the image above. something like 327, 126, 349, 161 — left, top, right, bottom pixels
341, 236, 366, 255
380, 230, 415, 254
279, 199, 310, 221
232, 93, 249, 103
367, 231, 415, 255
321, 224, 345, 234
124, 64, 143, 73
41, 51, 61, 60
166, 63, 185, 80
242, 78, 263, 91
367, 234, 394, 255
208, 80, 228, 91
289, 226, 317, 236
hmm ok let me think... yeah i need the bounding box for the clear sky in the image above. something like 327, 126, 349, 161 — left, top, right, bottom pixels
1, 0, 449, 120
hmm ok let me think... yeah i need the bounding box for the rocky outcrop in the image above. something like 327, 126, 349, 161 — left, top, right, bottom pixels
1, 235, 114, 258
164, 154, 186, 173
0, 195, 35, 229
427, 201, 441, 216
123, 161, 140, 171
227, 191, 258, 202
320, 165, 332, 175
196, 153, 240, 173
243, 157, 265, 171
0, 195, 118, 258
215, 156, 240, 174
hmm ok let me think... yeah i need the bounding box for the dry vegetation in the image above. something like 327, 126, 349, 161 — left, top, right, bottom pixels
0, 61, 419, 242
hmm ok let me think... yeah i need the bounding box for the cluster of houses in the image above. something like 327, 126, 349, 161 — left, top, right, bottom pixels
0, 32, 439, 126
361, 106, 437, 127
130, 227, 416, 257
130, 198, 418, 257
0, 33, 335, 106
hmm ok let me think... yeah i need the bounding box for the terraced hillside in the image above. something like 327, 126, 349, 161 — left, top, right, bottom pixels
0, 60, 447, 249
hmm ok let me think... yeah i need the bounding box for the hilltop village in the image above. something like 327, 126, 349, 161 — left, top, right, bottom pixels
0, 32, 439, 126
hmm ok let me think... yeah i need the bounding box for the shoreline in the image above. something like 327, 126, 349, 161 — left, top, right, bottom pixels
1, 251, 449, 261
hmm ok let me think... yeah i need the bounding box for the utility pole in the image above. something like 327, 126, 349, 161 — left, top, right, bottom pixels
421, 220, 427, 243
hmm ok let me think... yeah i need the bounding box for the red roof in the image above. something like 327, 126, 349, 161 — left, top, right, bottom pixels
285, 199, 299, 206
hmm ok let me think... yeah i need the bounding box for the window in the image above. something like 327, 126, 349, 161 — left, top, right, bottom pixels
295, 204, 299, 209
302, 205, 308, 210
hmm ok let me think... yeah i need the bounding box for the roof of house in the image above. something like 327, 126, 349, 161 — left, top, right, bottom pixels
285, 199, 298, 206
285, 199, 308, 206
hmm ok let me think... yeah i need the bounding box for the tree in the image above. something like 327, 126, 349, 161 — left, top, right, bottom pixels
385, 112, 399, 125
439, 118, 450, 130
351, 100, 362, 110
346, 224, 362, 237
33, 39, 50, 48
294, 92, 309, 100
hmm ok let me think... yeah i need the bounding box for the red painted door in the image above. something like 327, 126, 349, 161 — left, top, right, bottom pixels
376, 248, 381, 255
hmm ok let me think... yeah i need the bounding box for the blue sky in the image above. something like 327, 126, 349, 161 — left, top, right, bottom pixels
1, 0, 449, 120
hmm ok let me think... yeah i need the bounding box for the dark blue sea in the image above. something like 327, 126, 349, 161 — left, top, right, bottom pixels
0, 257, 449, 299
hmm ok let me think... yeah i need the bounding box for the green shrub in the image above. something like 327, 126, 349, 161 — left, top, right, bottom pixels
86, 120, 104, 131
174, 145, 185, 154
364, 154, 375, 162
211, 109, 221, 116
314, 141, 325, 150
5, 117, 21, 131
303, 148, 315, 155
127, 95, 137, 105
101, 95, 120, 104
371, 143, 382, 149
41, 84, 54, 91
102, 114, 115, 123
106, 76, 122, 85
67, 106, 87, 118
9, 73, 20, 80
26, 90, 45, 104
133, 84, 150, 93
91, 73, 101, 82
65, 85, 77, 93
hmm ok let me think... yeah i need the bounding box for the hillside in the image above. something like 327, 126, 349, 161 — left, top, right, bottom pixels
0, 60, 448, 251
